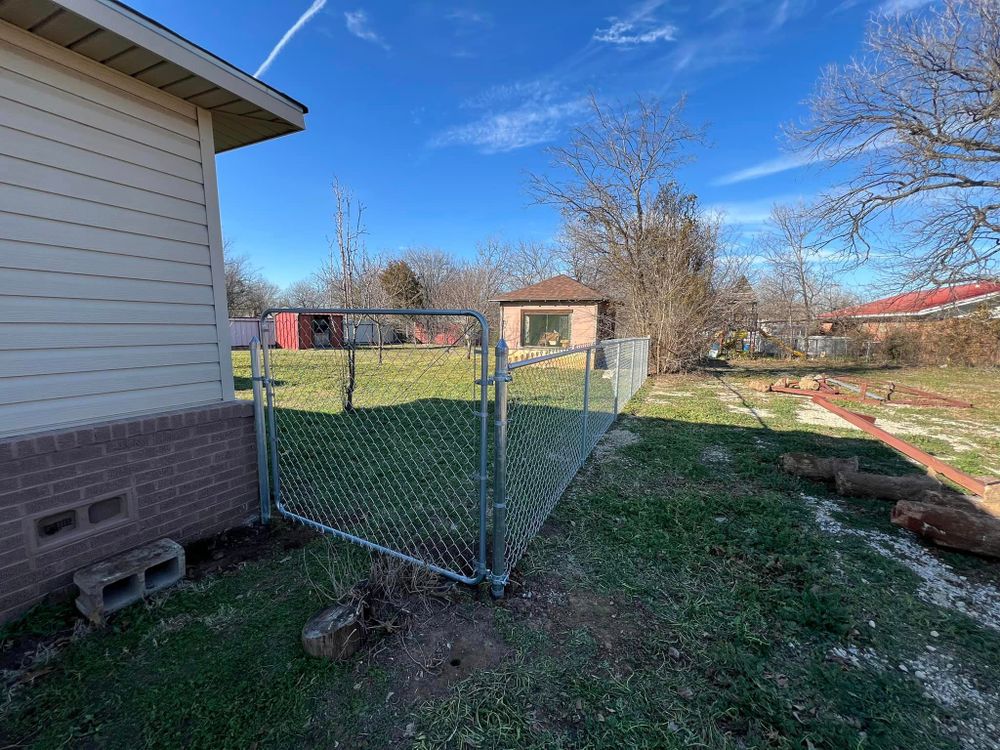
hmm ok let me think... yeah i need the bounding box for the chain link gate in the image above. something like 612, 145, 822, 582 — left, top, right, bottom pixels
250, 310, 650, 595
251, 309, 490, 584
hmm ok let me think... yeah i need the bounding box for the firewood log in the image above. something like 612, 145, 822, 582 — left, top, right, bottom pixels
892, 500, 1000, 558
780, 453, 860, 481
834, 470, 944, 501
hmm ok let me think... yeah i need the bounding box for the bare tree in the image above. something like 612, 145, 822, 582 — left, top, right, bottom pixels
402, 248, 455, 308
223, 245, 279, 317
501, 239, 563, 288
791, 0, 1000, 288
758, 202, 828, 325
321, 178, 369, 410
530, 94, 723, 372
280, 278, 325, 308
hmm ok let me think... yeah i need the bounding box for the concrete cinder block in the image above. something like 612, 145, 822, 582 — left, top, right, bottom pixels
73, 538, 185, 623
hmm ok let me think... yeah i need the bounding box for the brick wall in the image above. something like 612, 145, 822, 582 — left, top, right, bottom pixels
502, 302, 602, 349
0, 401, 258, 623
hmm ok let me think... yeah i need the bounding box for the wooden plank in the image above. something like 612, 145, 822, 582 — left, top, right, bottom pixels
0, 101, 206, 186
0, 155, 206, 224
1, 212, 210, 265
0, 344, 220, 377
0, 296, 216, 325
1, 241, 212, 284
0, 269, 214, 305
3, 362, 222, 404
0, 323, 219, 350
0, 183, 209, 245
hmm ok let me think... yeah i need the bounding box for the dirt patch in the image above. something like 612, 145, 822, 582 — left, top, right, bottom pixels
795, 400, 862, 431
591, 428, 640, 460
803, 494, 1000, 631
184, 519, 318, 580
381, 600, 509, 705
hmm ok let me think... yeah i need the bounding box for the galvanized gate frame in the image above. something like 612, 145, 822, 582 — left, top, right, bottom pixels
251, 308, 491, 586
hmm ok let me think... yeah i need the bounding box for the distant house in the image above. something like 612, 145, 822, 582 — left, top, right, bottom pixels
822, 282, 1000, 339
0, 0, 305, 622
493, 275, 612, 349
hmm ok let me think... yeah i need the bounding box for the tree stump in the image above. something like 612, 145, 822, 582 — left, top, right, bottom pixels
302, 602, 363, 659
834, 471, 944, 501
892, 500, 1000, 558
780, 453, 860, 481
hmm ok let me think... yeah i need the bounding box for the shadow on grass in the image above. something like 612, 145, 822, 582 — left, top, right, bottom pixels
5, 389, 999, 750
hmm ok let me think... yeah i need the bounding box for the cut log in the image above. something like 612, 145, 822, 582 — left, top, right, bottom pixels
780, 453, 860, 481
892, 500, 1000, 558
834, 470, 944, 501
798, 376, 821, 391
748, 380, 773, 393
302, 602, 363, 659
911, 488, 975, 509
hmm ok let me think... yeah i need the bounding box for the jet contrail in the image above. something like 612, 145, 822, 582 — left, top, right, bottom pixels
254, 0, 327, 78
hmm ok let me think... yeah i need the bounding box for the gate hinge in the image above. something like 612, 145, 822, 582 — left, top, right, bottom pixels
476, 374, 512, 386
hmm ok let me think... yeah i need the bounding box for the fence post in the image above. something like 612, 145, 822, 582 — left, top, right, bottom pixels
612, 340, 622, 413
250, 337, 271, 524
631, 339, 640, 397
580, 346, 592, 465
490, 338, 510, 599
260, 319, 281, 509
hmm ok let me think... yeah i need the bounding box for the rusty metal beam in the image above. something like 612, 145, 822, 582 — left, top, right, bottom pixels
810, 395, 987, 496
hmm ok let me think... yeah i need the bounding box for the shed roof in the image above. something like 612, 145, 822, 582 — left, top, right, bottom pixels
493, 275, 608, 303
1, 0, 306, 152
825, 281, 1000, 319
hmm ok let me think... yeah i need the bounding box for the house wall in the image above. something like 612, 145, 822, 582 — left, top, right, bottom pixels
0, 20, 233, 439
501, 302, 602, 348
0, 402, 257, 623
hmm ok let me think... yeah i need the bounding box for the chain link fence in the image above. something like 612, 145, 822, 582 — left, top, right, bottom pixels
255, 309, 489, 583
490, 338, 650, 594
251, 309, 649, 595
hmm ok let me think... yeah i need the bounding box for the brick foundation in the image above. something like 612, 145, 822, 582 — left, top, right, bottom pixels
0, 401, 259, 623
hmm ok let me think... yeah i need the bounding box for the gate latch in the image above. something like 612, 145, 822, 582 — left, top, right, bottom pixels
476, 374, 511, 386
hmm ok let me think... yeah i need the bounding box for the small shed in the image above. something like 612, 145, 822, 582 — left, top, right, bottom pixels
274, 312, 344, 350
228, 317, 275, 348
493, 275, 612, 349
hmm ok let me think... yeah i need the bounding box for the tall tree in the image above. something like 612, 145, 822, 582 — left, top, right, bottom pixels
758, 202, 827, 325
530, 94, 727, 372
792, 0, 1000, 288
379, 260, 424, 308
223, 247, 278, 317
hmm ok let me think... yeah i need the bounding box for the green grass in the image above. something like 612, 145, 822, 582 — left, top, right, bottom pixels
3, 357, 999, 748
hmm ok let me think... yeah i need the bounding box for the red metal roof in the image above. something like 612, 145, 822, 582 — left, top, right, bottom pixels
492, 275, 608, 303
826, 282, 1000, 318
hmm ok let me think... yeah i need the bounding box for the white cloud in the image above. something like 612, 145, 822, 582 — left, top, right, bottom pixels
594, 20, 677, 44
770, 0, 792, 29
431, 96, 590, 153
703, 195, 806, 227
594, 0, 677, 45
713, 152, 813, 185
878, 0, 934, 13
344, 9, 389, 49
254, 0, 327, 78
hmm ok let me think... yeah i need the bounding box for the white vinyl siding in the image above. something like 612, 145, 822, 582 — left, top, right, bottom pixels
0, 21, 231, 437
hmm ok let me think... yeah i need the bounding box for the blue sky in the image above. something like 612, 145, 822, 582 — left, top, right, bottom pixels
130, 0, 931, 289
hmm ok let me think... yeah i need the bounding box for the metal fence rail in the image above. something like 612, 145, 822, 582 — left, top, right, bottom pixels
250, 310, 649, 597
488, 337, 650, 596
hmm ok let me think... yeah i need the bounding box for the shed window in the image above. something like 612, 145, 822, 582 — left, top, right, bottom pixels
523, 313, 571, 348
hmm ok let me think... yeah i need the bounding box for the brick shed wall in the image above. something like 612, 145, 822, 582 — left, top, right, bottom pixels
0, 402, 258, 623
501, 302, 602, 349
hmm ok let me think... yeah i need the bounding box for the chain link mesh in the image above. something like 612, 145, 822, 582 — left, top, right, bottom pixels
262, 311, 487, 581
502, 338, 650, 576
